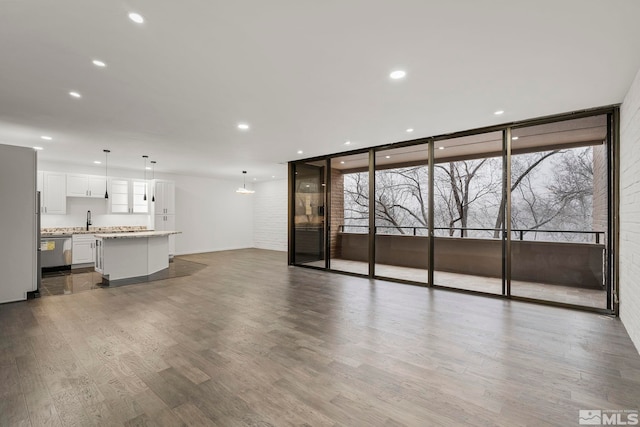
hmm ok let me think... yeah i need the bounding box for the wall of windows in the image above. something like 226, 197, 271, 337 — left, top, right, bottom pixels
289, 108, 617, 312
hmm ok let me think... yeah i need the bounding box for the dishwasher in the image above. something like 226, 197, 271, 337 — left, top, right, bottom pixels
40, 236, 72, 269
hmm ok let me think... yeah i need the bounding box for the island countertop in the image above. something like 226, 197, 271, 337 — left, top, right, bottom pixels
94, 231, 181, 239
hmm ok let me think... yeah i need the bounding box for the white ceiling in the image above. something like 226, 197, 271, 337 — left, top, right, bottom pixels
1, 0, 639, 181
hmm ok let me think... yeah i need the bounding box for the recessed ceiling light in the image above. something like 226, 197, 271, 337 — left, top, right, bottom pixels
128, 12, 144, 24
512, 136, 519, 140
69, 91, 81, 98
340, 161, 345, 164
253, 178, 257, 181
40, 135, 52, 140
271, 176, 275, 178
145, 166, 152, 170
33, 146, 43, 151
494, 110, 504, 115
305, 184, 310, 188
297, 150, 303, 154
439, 146, 445, 150
92, 60, 106, 67
406, 128, 414, 133
344, 141, 351, 145
385, 155, 391, 159
390, 70, 406, 80
94, 161, 102, 164
237, 123, 250, 130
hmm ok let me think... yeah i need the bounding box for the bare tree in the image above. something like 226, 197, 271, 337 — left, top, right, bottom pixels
434, 158, 500, 236
342, 146, 596, 242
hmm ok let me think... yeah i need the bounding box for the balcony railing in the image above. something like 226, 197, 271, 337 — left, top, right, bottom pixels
337, 225, 605, 244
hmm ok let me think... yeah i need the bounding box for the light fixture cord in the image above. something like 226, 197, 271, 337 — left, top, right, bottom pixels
151, 161, 156, 202
143, 155, 148, 201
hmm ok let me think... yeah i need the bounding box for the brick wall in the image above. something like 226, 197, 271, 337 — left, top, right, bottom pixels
253, 179, 287, 251
330, 167, 344, 258
620, 66, 640, 353
592, 143, 608, 244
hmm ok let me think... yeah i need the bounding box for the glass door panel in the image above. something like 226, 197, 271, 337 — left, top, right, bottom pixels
432, 131, 504, 294
329, 153, 370, 275
293, 161, 327, 267
509, 115, 609, 309
374, 145, 430, 284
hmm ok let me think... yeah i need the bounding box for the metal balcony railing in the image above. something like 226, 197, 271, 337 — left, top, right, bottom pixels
337, 225, 605, 244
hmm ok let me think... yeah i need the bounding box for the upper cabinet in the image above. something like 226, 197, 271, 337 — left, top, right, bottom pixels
41, 171, 66, 214
67, 174, 107, 198
109, 178, 149, 214
153, 180, 175, 215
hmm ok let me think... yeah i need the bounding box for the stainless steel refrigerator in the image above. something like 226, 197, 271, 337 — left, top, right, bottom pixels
0, 144, 38, 303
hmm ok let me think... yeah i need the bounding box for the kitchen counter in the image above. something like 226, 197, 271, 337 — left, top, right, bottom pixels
94, 231, 180, 239
95, 231, 180, 284
41, 226, 148, 237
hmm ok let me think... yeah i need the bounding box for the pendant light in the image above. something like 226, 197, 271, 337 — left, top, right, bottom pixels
150, 161, 156, 202
142, 155, 148, 201
236, 170, 255, 194
103, 149, 110, 199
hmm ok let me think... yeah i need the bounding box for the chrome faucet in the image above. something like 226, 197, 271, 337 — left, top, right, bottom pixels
86, 210, 92, 231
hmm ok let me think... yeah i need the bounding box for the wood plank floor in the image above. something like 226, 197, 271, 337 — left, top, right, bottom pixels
1, 248, 639, 426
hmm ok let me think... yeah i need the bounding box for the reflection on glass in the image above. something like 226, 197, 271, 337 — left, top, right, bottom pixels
293, 161, 326, 267
510, 116, 608, 308
433, 131, 504, 294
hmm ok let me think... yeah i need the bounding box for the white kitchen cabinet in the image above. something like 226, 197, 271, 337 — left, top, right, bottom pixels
42, 171, 66, 214
152, 180, 175, 215
95, 239, 103, 273
132, 180, 149, 213
109, 178, 149, 214
72, 234, 96, 265
67, 174, 106, 198
154, 214, 176, 256
151, 180, 176, 256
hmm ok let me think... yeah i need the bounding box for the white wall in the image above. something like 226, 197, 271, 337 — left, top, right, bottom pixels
620, 66, 640, 352
38, 161, 254, 255
253, 179, 287, 251
171, 173, 254, 255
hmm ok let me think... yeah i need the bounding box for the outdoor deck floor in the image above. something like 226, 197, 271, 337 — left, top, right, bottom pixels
305, 259, 607, 309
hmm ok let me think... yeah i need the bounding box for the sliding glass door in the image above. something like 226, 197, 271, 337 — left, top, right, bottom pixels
292, 161, 327, 267
508, 115, 610, 309
328, 152, 370, 275
288, 108, 616, 312
432, 131, 505, 295
374, 145, 430, 284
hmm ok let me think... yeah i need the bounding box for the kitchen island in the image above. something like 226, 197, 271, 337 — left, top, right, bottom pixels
94, 230, 180, 284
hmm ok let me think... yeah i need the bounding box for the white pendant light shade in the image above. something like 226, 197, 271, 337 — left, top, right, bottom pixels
236, 171, 255, 194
